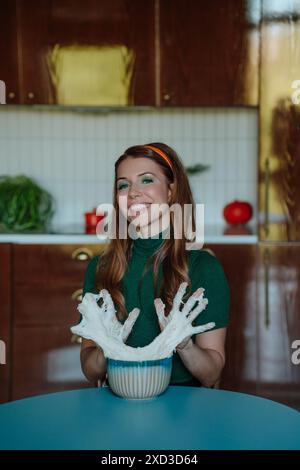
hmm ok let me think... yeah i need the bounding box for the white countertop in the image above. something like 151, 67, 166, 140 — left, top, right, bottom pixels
0, 223, 258, 244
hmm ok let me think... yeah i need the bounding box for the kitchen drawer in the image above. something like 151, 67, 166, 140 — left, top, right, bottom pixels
14, 283, 84, 326
12, 325, 90, 400
13, 244, 105, 284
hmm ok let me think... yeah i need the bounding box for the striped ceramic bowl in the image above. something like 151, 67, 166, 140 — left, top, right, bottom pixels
107, 356, 172, 399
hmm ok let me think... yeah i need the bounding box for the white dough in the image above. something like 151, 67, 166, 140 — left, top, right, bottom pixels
70, 283, 215, 361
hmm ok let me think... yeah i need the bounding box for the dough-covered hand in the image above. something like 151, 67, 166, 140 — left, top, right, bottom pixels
154, 282, 214, 351
99, 289, 140, 342
71, 289, 140, 344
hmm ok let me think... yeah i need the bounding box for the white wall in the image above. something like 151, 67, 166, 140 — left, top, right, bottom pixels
0, 107, 257, 228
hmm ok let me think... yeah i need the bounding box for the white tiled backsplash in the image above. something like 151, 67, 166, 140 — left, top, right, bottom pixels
0, 108, 257, 228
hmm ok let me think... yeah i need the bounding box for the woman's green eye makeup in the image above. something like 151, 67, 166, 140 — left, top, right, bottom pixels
117, 176, 154, 191
142, 177, 154, 183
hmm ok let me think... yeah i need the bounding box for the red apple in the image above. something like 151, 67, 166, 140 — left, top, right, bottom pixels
223, 200, 253, 225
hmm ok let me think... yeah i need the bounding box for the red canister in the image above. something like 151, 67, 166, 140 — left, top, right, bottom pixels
84, 208, 105, 233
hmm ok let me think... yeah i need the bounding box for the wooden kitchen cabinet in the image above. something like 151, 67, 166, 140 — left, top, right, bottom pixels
11, 244, 105, 400
205, 244, 258, 395
12, 325, 88, 399
256, 244, 300, 410
0, 245, 12, 403
0, 0, 20, 104
1, 0, 260, 107
15, 0, 156, 105
205, 243, 300, 410
159, 0, 260, 106
259, 1, 300, 241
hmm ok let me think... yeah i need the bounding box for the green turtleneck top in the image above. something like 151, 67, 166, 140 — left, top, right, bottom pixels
82, 231, 230, 384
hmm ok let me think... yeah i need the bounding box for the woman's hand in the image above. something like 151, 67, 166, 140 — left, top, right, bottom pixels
100, 289, 140, 342
154, 283, 208, 351
71, 290, 140, 345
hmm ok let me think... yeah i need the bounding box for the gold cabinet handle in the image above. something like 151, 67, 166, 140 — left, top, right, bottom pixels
163, 93, 171, 101
71, 247, 93, 261
263, 248, 270, 328
71, 334, 82, 344
71, 288, 83, 302
264, 158, 270, 238
8, 91, 15, 99
27, 92, 35, 99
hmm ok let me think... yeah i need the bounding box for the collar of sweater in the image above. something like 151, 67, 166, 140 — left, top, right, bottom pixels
132, 227, 170, 258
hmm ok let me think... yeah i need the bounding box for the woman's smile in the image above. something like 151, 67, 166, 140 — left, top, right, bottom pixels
128, 203, 151, 217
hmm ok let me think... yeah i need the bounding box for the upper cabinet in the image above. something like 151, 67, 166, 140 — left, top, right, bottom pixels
2, 0, 156, 106
0, 0, 260, 106
259, 0, 300, 241
159, 0, 260, 106
0, 0, 20, 103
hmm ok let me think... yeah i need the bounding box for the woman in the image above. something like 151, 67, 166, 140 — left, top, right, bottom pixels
80, 142, 230, 388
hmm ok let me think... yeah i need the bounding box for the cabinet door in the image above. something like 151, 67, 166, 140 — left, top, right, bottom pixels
257, 245, 300, 410
0, 245, 12, 403
159, 0, 259, 106
18, 0, 155, 105
12, 325, 91, 400
0, 0, 20, 103
205, 244, 258, 394
13, 244, 100, 285
259, 1, 300, 241
11, 244, 103, 399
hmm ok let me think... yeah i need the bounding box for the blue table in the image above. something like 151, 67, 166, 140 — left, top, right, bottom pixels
0, 387, 299, 450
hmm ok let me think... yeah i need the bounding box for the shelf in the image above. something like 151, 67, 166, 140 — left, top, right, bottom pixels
0, 223, 258, 245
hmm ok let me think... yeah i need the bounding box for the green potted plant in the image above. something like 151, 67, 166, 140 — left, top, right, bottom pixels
0, 175, 54, 233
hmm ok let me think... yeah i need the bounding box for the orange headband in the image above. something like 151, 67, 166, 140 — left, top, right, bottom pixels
144, 145, 173, 169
